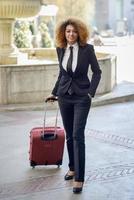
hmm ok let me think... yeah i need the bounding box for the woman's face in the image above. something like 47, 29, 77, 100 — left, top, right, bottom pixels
65, 24, 78, 45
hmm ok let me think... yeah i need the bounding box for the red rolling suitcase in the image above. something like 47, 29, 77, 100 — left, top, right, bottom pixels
29, 103, 65, 168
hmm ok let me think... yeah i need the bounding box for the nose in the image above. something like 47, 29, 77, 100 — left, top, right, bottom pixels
70, 31, 73, 35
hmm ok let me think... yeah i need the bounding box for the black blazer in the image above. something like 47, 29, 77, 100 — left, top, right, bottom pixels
52, 44, 102, 97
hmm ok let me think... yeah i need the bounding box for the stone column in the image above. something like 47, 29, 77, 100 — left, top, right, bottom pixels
0, 19, 18, 64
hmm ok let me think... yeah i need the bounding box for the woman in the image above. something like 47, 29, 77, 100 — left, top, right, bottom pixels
46, 18, 102, 194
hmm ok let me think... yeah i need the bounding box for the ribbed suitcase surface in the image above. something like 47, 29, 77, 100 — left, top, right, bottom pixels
29, 126, 65, 168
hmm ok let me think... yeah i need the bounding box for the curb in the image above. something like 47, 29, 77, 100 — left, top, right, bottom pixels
92, 94, 134, 107
0, 94, 134, 112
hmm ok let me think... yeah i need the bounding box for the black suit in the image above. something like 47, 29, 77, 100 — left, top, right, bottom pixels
52, 44, 102, 97
52, 44, 102, 182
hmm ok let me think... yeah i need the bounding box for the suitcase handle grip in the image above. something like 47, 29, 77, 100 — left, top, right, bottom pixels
41, 133, 57, 141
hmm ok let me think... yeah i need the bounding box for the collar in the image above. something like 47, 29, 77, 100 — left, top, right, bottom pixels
66, 42, 78, 50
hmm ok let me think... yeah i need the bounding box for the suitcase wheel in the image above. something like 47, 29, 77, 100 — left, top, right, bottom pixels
30, 160, 36, 168
57, 160, 62, 168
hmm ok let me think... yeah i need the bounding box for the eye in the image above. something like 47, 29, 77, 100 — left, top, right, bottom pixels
66, 29, 71, 33
73, 31, 78, 34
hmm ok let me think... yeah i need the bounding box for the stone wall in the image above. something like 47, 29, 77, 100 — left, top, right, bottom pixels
0, 53, 116, 105
95, 54, 117, 94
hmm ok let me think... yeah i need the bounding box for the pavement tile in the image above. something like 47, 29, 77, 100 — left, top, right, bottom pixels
0, 102, 134, 200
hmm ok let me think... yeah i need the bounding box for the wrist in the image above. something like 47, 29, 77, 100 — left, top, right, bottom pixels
88, 93, 92, 98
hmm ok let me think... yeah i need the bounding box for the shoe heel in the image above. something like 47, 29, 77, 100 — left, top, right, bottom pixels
73, 182, 83, 194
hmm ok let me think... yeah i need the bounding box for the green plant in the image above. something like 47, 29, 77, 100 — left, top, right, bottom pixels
14, 21, 32, 48
38, 22, 53, 48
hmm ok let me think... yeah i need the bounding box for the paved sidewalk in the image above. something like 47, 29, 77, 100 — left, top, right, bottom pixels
0, 100, 134, 200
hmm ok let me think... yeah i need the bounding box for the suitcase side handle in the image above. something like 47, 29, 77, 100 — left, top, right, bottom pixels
43, 102, 59, 135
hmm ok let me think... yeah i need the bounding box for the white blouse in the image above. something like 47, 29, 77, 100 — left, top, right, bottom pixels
62, 42, 78, 72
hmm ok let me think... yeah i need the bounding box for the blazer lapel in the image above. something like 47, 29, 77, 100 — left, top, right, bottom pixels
58, 46, 85, 75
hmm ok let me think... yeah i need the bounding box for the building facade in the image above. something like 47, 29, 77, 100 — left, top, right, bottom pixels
94, 0, 134, 34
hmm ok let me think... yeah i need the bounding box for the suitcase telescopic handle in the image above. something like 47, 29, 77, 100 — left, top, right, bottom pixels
42, 101, 59, 135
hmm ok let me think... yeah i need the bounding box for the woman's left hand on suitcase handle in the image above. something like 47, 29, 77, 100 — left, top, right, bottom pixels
45, 95, 58, 103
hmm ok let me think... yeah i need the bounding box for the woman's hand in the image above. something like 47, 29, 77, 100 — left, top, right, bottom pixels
45, 95, 58, 103
88, 93, 92, 99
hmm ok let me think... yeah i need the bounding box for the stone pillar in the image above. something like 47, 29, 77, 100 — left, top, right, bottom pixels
0, 19, 18, 64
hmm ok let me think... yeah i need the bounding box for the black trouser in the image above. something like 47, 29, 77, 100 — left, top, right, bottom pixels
58, 94, 91, 182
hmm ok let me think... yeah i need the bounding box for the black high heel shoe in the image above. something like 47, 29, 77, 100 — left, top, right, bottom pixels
73, 182, 83, 194
64, 171, 74, 180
